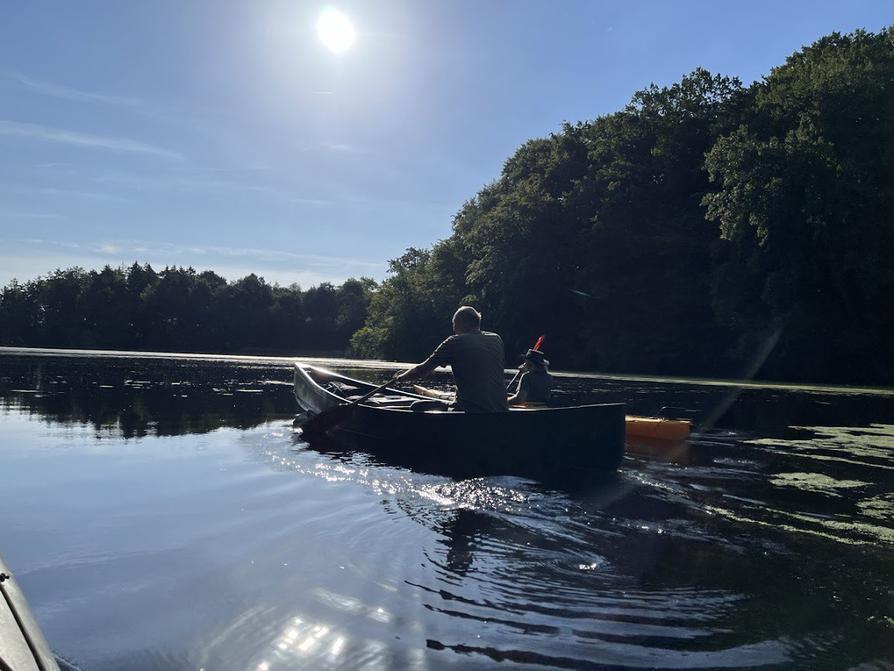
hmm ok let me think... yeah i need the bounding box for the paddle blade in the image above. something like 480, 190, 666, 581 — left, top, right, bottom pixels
532, 335, 545, 351
299, 404, 354, 439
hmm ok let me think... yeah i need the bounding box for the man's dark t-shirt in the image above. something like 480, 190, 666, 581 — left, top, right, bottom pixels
428, 331, 509, 413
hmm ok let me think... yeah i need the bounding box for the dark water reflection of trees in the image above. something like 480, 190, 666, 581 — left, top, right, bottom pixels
0, 355, 296, 439
2, 356, 893, 443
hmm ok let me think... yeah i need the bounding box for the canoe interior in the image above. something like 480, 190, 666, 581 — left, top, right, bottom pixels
293, 364, 626, 479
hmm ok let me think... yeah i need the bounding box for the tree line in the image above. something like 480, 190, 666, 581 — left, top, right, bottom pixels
351, 28, 894, 385
0, 263, 376, 355
2, 28, 892, 384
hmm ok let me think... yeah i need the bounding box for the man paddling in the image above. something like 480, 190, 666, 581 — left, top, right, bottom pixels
396, 306, 509, 413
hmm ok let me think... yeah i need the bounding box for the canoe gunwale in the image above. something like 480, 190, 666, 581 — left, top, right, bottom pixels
0, 553, 61, 671
293, 363, 431, 415
293, 363, 625, 417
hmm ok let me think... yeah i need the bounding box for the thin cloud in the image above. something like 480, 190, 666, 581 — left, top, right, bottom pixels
21, 239, 81, 249
0, 212, 64, 219
7, 72, 142, 107
321, 142, 364, 154
181, 180, 329, 205
0, 119, 184, 161
166, 165, 272, 174
194, 244, 384, 271
6, 185, 131, 203
90, 172, 330, 205
12, 238, 384, 272
3, 238, 386, 287
5, 70, 247, 150
0, 238, 385, 287
102, 241, 384, 272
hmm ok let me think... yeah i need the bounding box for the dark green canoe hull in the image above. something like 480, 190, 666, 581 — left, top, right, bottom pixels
293, 365, 626, 478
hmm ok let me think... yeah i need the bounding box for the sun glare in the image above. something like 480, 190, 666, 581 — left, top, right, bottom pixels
316, 9, 356, 54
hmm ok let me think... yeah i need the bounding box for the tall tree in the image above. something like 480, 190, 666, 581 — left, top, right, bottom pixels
704, 28, 894, 382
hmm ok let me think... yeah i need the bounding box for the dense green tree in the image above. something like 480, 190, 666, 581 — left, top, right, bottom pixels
81, 266, 130, 348
455, 128, 591, 360
302, 282, 339, 350
566, 68, 745, 374
359, 69, 745, 374
0, 281, 40, 346
704, 28, 894, 382
335, 278, 377, 343
218, 274, 275, 350
0, 264, 372, 356
141, 266, 202, 351
38, 268, 88, 347
351, 245, 467, 360
269, 284, 306, 351
354, 28, 894, 384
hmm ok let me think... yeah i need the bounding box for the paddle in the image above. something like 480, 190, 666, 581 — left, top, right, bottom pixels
300, 373, 401, 438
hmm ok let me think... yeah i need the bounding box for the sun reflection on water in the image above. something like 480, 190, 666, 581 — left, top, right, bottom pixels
252, 614, 346, 669
249, 600, 401, 670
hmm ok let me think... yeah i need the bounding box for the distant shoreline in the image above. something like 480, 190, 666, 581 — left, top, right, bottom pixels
3, 346, 892, 397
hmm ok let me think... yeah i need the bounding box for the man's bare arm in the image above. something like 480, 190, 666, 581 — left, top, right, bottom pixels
396, 357, 439, 381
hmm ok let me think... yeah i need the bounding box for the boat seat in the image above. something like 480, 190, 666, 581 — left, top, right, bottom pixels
325, 381, 363, 393
340, 393, 415, 406
325, 381, 371, 401
366, 395, 413, 405
324, 380, 416, 407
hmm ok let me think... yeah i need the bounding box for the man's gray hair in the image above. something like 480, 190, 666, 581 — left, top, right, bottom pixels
453, 305, 481, 329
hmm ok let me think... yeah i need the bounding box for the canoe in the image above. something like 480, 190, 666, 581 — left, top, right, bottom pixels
293, 365, 626, 478
0, 553, 60, 671
412, 384, 691, 442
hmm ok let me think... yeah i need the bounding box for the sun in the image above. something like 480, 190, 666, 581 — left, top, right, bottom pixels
316, 9, 356, 54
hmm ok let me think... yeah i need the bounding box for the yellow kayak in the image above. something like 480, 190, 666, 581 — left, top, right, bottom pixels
625, 415, 691, 441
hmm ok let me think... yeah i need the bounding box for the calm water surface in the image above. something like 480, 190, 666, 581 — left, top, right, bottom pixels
0, 352, 892, 670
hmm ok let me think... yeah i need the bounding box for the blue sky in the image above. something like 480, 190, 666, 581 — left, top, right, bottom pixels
1, 1, 890, 288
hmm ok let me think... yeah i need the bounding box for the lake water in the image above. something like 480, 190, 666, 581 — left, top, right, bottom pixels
0, 351, 892, 670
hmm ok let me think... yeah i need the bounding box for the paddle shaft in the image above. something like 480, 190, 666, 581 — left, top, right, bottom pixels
350, 374, 402, 406
506, 370, 521, 392
507, 335, 544, 392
